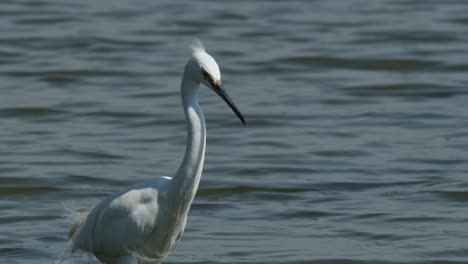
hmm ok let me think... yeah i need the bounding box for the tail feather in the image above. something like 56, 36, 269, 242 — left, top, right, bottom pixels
68, 219, 83, 239
66, 208, 89, 239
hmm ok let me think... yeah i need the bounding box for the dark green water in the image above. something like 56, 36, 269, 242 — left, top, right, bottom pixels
0, 0, 467, 263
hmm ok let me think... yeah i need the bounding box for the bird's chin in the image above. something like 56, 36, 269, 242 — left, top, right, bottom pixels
201, 80, 212, 89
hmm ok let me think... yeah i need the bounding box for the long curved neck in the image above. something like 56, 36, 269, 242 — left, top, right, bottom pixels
169, 70, 206, 214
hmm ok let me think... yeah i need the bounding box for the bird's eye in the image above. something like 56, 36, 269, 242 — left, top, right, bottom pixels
201, 68, 211, 81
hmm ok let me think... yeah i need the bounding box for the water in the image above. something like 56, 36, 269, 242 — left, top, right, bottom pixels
0, 0, 467, 263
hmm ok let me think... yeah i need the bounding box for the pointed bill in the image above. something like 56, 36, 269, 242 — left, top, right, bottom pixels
210, 83, 246, 126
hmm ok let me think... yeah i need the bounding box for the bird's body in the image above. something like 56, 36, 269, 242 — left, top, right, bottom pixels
68, 41, 245, 264
70, 177, 173, 263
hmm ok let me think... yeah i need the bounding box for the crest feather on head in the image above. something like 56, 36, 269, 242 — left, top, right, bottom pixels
190, 39, 205, 54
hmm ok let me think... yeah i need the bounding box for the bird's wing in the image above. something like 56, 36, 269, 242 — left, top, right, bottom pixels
71, 177, 171, 256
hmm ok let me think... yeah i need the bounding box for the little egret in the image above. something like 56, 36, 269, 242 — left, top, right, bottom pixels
68, 41, 246, 264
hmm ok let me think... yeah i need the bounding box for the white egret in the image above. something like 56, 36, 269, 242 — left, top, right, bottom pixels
68, 41, 246, 264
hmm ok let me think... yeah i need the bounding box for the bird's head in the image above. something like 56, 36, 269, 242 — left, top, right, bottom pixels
188, 40, 221, 86
187, 40, 246, 126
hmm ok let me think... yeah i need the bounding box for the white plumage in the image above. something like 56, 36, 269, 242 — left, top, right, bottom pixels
68, 41, 246, 264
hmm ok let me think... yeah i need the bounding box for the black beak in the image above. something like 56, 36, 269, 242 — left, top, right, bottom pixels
210, 82, 246, 126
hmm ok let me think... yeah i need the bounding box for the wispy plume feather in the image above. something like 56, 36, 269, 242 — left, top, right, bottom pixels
190, 38, 205, 53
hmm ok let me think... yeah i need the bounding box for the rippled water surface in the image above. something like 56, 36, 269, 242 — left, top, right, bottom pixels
1, 0, 468, 263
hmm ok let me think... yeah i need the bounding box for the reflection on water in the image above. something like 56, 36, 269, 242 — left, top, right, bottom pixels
1, 0, 468, 263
